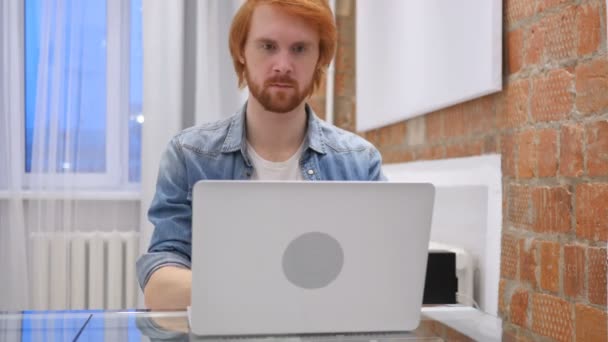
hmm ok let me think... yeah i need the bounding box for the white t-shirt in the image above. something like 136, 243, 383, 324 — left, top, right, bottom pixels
246, 141, 305, 181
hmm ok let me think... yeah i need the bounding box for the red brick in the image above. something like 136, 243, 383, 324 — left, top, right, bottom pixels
559, 124, 584, 177
377, 121, 407, 147
525, 24, 545, 66
311, 75, 327, 98
381, 149, 414, 164
334, 45, 354, 76
576, 59, 608, 115
391, 122, 408, 145
416, 146, 444, 161
497, 80, 530, 129
333, 96, 355, 132
445, 326, 476, 342
335, 15, 354, 44
499, 279, 508, 316
417, 320, 443, 338
506, 29, 524, 74
503, 183, 509, 227
502, 327, 518, 342
577, 3, 602, 56
532, 186, 572, 233
308, 97, 326, 120
359, 129, 380, 148
531, 293, 573, 342
510, 289, 529, 327
586, 120, 608, 177
333, 72, 351, 99
502, 326, 535, 342
502, 133, 517, 177
531, 69, 574, 122
520, 239, 538, 288
543, 6, 578, 61
428, 321, 447, 337
445, 140, 484, 159
517, 130, 536, 179
363, 130, 377, 146
588, 247, 607, 306
484, 135, 498, 154
575, 303, 608, 342
425, 111, 443, 143
539, 241, 560, 293
443, 106, 466, 139
519, 333, 535, 342
505, 0, 536, 26
537, 129, 558, 177
444, 143, 466, 159
508, 185, 533, 229
317, 75, 327, 95
464, 96, 496, 136
564, 245, 585, 298
536, 0, 572, 13
502, 235, 520, 280
576, 183, 608, 241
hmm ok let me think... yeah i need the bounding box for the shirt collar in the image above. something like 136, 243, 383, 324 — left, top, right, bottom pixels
221, 102, 327, 155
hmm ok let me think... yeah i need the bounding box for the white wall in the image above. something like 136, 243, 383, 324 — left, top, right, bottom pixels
356, 0, 502, 131
22, 199, 140, 233
429, 186, 487, 307
383, 154, 502, 315
0, 198, 139, 233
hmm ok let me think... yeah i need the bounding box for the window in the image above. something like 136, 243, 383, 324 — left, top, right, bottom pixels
23, 0, 142, 188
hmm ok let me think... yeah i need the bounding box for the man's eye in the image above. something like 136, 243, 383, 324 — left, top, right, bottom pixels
292, 45, 306, 53
261, 43, 275, 51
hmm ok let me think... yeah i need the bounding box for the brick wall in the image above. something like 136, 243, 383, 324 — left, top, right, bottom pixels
311, 0, 608, 340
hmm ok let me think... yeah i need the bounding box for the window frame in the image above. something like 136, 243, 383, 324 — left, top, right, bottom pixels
18, 0, 136, 190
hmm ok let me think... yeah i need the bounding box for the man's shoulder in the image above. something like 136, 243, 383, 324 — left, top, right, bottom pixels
317, 119, 376, 154
171, 115, 236, 155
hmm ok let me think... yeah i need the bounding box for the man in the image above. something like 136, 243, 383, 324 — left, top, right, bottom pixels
137, 0, 385, 310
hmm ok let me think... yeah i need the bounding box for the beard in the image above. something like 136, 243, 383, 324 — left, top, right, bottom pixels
245, 69, 313, 114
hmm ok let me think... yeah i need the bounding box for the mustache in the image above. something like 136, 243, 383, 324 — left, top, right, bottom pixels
264, 75, 297, 87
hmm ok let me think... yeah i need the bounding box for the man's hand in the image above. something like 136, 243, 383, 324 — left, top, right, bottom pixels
144, 266, 192, 311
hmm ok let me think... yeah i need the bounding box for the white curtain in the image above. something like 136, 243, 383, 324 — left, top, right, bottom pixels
139, 0, 246, 279
1, 0, 140, 311
27, 0, 106, 311
0, 0, 29, 311
193, 0, 247, 124
0, 0, 246, 310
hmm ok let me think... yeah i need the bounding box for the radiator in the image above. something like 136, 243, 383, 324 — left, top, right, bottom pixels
30, 231, 139, 310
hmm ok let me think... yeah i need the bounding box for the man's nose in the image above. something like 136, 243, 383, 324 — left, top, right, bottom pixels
272, 51, 293, 75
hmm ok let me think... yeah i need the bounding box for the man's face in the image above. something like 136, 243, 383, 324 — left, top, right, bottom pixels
241, 4, 320, 113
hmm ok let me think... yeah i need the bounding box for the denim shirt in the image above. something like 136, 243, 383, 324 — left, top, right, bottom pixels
136, 103, 386, 289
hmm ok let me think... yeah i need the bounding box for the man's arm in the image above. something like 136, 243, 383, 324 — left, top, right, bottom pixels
136, 138, 194, 310
144, 266, 192, 310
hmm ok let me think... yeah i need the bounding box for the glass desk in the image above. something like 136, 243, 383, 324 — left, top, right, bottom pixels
0, 306, 502, 341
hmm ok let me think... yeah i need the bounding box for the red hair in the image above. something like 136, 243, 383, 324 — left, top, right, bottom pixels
229, 0, 337, 95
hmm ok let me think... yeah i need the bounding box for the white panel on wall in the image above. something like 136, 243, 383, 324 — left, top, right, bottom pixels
356, 0, 502, 131
382, 154, 502, 315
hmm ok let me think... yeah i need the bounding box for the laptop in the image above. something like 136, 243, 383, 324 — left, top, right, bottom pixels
188, 181, 435, 337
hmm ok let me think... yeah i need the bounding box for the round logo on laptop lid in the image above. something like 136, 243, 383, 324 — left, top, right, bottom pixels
282, 232, 344, 289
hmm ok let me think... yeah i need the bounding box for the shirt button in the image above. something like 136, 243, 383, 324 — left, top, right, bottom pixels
307, 169, 315, 175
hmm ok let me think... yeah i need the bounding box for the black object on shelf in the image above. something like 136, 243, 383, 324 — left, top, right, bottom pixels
423, 250, 458, 304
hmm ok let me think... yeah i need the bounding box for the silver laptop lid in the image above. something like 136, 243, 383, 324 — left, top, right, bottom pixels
190, 181, 435, 336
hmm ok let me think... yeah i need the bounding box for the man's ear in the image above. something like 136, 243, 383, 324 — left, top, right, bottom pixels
239, 54, 245, 65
